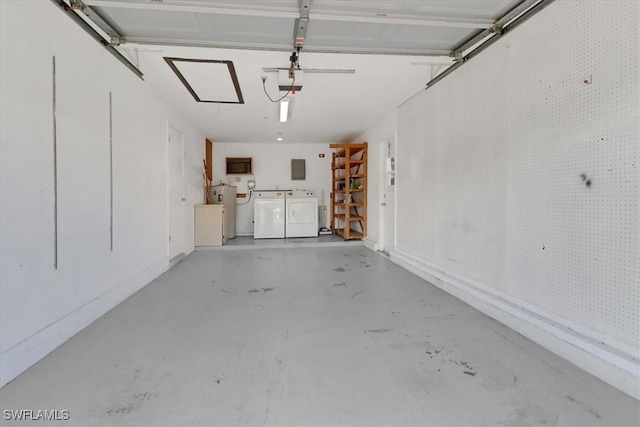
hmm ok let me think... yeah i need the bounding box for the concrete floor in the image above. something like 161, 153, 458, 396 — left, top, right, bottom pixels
1, 244, 638, 426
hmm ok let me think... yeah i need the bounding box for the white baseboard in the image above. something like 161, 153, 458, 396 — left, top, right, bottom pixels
385, 248, 639, 400
0, 258, 171, 388
362, 237, 379, 251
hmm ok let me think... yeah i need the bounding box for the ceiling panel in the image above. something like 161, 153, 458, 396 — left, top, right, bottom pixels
304, 20, 477, 54
86, 0, 524, 54
312, 0, 518, 21
95, 6, 296, 48
69, 0, 534, 143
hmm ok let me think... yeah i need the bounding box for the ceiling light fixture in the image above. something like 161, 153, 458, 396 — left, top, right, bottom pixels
279, 98, 290, 122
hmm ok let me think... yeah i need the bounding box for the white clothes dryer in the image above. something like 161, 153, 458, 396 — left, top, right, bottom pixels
285, 190, 318, 238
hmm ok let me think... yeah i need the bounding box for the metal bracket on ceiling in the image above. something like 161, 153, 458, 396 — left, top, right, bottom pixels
69, 0, 85, 11
108, 36, 122, 46
294, 0, 312, 49
289, 50, 300, 78
50, 0, 143, 79
69, 0, 124, 44
428, 0, 556, 89
449, 0, 541, 59
288, 0, 312, 78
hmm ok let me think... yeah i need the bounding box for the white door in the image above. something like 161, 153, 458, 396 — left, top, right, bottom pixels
168, 124, 185, 258
381, 139, 396, 254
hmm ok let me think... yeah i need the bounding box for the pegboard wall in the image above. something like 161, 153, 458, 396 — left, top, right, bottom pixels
505, 0, 639, 349
396, 0, 639, 350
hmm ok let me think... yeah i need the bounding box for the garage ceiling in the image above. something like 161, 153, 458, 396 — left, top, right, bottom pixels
60, 0, 545, 143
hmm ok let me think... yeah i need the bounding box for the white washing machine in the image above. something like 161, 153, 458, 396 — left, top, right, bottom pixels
285, 190, 318, 238
254, 191, 285, 239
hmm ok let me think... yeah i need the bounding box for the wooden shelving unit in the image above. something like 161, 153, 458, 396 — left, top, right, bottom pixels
330, 142, 367, 240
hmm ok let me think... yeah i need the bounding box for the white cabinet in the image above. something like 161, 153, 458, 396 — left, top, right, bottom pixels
194, 204, 224, 246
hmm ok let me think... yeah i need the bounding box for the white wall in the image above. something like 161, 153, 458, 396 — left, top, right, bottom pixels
213, 142, 332, 235
0, 2, 204, 387
390, 1, 639, 398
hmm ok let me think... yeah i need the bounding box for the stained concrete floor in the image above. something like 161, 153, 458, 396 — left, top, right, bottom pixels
1, 245, 638, 426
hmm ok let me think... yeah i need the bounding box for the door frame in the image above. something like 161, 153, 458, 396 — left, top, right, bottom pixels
379, 134, 396, 254
167, 122, 185, 259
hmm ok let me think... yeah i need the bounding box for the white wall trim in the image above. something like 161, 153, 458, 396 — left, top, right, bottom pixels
382, 247, 640, 400
0, 258, 170, 388
362, 237, 379, 252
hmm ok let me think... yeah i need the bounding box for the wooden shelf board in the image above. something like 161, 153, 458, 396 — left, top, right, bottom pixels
347, 230, 364, 239
334, 160, 365, 170
331, 142, 367, 242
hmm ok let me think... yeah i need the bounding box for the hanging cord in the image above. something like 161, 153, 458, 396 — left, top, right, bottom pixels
263, 48, 300, 103
236, 191, 253, 205
263, 74, 295, 103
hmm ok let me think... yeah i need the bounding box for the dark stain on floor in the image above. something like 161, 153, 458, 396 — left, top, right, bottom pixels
366, 329, 393, 334
453, 360, 477, 376
333, 282, 347, 287
351, 290, 364, 299
334, 267, 346, 272
106, 392, 157, 417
